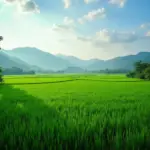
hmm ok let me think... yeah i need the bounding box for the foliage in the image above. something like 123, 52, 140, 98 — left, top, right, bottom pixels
0, 36, 3, 50
0, 36, 3, 41
91, 69, 129, 74
0, 67, 3, 83
127, 61, 150, 80
135, 61, 149, 73
0, 74, 150, 149
3, 67, 35, 75
144, 66, 150, 80
126, 71, 136, 78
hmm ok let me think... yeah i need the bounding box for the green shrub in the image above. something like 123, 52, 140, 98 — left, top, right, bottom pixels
144, 66, 150, 80
126, 71, 135, 78
136, 72, 146, 79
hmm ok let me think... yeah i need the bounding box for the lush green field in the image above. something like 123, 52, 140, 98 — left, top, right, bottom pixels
0, 74, 150, 150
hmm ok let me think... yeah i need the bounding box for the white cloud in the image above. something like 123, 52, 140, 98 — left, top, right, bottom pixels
84, 0, 97, 4
52, 24, 72, 32
4, 0, 17, 3
77, 36, 92, 42
146, 31, 150, 37
78, 18, 84, 24
52, 17, 75, 34
95, 29, 139, 43
51, 24, 76, 40
78, 8, 106, 24
64, 16, 74, 25
3, 0, 40, 13
109, 0, 126, 8
76, 29, 150, 59
19, 0, 40, 13
140, 23, 150, 29
140, 24, 146, 29
84, 8, 106, 20
1, 0, 150, 60
63, 0, 71, 8
1, 21, 150, 60
77, 29, 146, 48
95, 29, 111, 42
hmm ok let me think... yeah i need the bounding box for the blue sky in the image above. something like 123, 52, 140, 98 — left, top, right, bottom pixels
0, 0, 150, 59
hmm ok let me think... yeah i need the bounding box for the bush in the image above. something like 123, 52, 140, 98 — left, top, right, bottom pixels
126, 71, 135, 78
136, 72, 146, 79
144, 66, 150, 80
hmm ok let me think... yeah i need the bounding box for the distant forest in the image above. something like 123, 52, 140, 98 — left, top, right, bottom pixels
89, 69, 129, 74
2, 67, 35, 75
0, 62, 150, 81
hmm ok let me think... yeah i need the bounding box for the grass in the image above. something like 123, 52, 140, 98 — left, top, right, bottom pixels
0, 74, 150, 149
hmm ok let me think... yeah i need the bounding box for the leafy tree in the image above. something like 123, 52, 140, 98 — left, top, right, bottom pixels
0, 67, 3, 83
126, 71, 136, 78
127, 61, 150, 80
134, 61, 149, 79
135, 61, 149, 74
0, 36, 3, 50
136, 72, 146, 79
144, 66, 150, 80
3, 67, 35, 75
0, 36, 3, 82
0, 36, 3, 41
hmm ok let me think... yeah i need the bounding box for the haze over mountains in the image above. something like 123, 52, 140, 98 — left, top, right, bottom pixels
57, 54, 100, 68
0, 51, 30, 70
1, 47, 150, 72
4, 47, 70, 71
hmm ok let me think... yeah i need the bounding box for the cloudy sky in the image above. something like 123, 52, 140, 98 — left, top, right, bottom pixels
0, 0, 150, 60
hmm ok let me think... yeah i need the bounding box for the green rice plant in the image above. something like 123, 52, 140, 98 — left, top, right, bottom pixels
0, 74, 150, 149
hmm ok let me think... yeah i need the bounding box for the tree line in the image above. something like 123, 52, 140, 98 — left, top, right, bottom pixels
127, 61, 150, 80
0, 67, 3, 83
90, 69, 129, 74
2, 67, 35, 75
0, 67, 35, 83
1, 61, 150, 84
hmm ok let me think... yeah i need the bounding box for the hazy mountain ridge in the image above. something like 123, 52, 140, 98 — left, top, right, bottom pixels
57, 54, 100, 68
4, 47, 71, 71
1, 47, 150, 72
0, 51, 30, 70
88, 52, 150, 71
63, 67, 85, 73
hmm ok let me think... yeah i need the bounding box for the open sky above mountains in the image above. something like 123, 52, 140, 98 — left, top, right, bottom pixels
0, 0, 150, 60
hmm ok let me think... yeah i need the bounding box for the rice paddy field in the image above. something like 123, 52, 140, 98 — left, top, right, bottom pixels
0, 74, 150, 150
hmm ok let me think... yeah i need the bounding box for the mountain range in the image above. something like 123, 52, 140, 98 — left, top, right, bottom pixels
1, 47, 150, 72
57, 54, 100, 68
0, 51, 30, 70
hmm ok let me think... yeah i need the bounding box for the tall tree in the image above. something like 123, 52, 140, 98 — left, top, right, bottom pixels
134, 61, 149, 79
135, 61, 149, 74
144, 66, 150, 80
0, 36, 3, 83
0, 67, 3, 83
0, 36, 3, 50
127, 61, 150, 80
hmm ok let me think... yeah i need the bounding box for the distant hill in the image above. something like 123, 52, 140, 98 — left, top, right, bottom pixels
3, 47, 150, 71
88, 52, 150, 71
4, 47, 71, 71
63, 67, 85, 73
57, 54, 100, 68
0, 51, 30, 70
